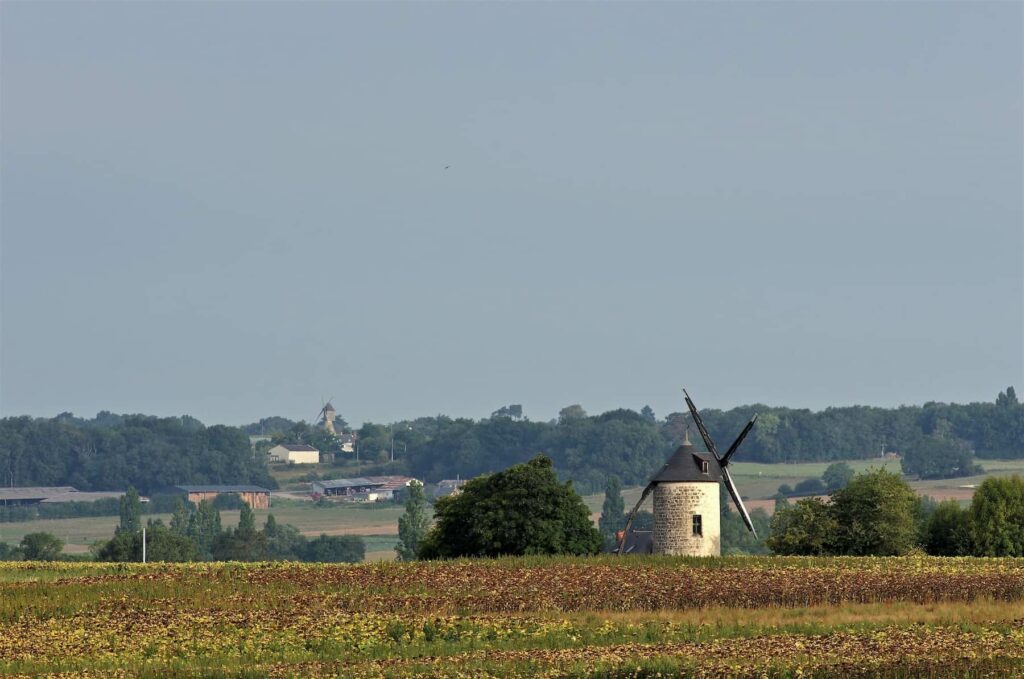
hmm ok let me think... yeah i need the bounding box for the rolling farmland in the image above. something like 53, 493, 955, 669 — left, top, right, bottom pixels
2, 556, 1023, 677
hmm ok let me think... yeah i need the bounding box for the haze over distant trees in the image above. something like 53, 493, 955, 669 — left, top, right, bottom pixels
1, 388, 1019, 493
0, 413, 276, 492
361, 387, 1022, 491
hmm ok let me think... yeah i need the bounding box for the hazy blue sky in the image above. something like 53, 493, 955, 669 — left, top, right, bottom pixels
2, 2, 1021, 426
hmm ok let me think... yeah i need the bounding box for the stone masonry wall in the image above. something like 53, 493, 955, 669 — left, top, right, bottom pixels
652, 482, 721, 557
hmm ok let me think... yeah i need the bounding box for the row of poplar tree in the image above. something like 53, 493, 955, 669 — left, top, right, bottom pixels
94, 489, 364, 563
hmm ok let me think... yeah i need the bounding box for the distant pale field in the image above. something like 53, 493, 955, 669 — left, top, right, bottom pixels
4, 458, 1022, 555
0, 501, 403, 556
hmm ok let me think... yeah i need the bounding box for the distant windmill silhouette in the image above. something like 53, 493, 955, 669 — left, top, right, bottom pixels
313, 398, 337, 435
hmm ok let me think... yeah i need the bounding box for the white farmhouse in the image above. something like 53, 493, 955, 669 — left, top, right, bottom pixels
267, 443, 320, 465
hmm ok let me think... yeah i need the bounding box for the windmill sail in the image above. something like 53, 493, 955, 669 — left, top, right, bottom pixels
617, 482, 655, 553
721, 466, 756, 536
683, 389, 757, 535
721, 415, 758, 466
683, 389, 720, 461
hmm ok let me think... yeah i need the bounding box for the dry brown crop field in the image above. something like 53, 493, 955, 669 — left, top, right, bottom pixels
2, 556, 1023, 678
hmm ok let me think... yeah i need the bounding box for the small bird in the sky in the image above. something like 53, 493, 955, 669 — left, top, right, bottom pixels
444, 165, 450, 170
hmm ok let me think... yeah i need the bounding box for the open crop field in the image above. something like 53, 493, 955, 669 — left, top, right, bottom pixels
2, 556, 1023, 678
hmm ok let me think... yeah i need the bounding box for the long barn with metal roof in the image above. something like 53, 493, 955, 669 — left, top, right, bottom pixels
169, 485, 272, 509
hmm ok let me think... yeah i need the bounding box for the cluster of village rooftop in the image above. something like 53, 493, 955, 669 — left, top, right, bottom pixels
0, 477, 468, 511
310, 476, 466, 502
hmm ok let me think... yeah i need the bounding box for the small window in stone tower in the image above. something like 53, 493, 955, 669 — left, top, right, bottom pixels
701, 460, 709, 474
692, 514, 703, 536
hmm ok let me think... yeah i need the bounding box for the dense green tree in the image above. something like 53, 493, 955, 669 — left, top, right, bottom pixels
117, 487, 142, 534
418, 456, 602, 559
598, 476, 625, 549
395, 481, 430, 561
169, 500, 192, 536
0, 542, 21, 560
302, 535, 365, 562
262, 514, 306, 560
95, 530, 137, 561
211, 504, 266, 561
902, 435, 981, 480
20, 532, 64, 561
558, 405, 587, 424
830, 469, 918, 556
187, 500, 222, 559
822, 462, 855, 490
794, 478, 826, 495
491, 405, 524, 420
96, 522, 198, 562
640, 405, 657, 424
721, 505, 770, 555
767, 498, 837, 556
923, 500, 969, 556
913, 494, 939, 545
996, 387, 1019, 408
966, 476, 1024, 557
242, 416, 299, 436
145, 522, 200, 562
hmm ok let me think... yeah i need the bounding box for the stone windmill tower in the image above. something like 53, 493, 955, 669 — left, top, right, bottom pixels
618, 389, 758, 557
318, 402, 337, 435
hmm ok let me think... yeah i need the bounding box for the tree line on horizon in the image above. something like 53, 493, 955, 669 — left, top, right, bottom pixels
1, 388, 1020, 494
0, 413, 276, 493
254, 387, 1021, 493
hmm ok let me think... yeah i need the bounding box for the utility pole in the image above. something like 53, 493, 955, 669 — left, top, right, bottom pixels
142, 526, 146, 564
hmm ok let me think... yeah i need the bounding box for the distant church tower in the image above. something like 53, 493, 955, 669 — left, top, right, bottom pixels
321, 402, 337, 435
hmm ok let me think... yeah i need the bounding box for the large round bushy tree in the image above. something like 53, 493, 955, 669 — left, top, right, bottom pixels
418, 455, 602, 559
902, 435, 981, 480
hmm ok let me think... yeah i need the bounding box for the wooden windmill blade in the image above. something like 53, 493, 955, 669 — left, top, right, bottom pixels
312, 405, 326, 425
721, 414, 758, 466
721, 465, 756, 536
683, 389, 720, 461
684, 388, 758, 535
616, 482, 655, 555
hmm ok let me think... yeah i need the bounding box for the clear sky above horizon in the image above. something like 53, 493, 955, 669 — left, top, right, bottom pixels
2, 2, 1022, 427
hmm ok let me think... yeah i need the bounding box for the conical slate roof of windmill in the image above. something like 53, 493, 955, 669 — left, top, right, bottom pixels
650, 434, 722, 483
323, 402, 336, 412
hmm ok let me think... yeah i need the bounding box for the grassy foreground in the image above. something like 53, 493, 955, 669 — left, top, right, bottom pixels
1, 557, 1023, 678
